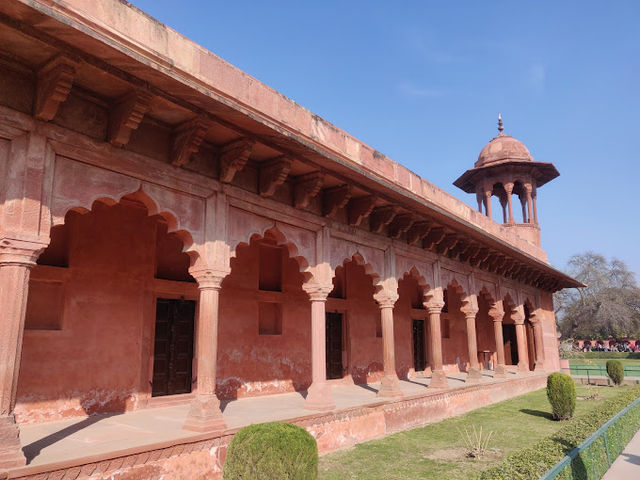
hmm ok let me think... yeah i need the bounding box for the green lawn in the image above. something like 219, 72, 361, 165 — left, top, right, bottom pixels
318, 385, 623, 480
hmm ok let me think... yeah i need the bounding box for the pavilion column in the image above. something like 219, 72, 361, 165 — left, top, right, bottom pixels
476, 190, 483, 213
512, 306, 529, 373
424, 296, 449, 389
488, 302, 508, 378
532, 187, 539, 224
0, 240, 43, 469
525, 184, 534, 224
374, 291, 402, 398
183, 269, 228, 433
462, 297, 482, 383
302, 283, 335, 411
504, 182, 514, 224
484, 189, 492, 218
530, 311, 546, 372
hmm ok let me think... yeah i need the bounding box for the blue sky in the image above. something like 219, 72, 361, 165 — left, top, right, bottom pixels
132, 1, 640, 278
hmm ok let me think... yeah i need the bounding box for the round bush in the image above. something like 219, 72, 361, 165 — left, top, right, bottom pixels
606, 359, 624, 385
223, 421, 318, 480
546, 372, 576, 420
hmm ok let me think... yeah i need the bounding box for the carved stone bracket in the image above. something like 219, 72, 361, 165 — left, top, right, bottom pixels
423, 227, 445, 250
369, 205, 399, 234
293, 172, 323, 209
322, 184, 352, 218
35, 54, 78, 121
435, 233, 458, 256
109, 89, 153, 147
219, 138, 255, 183
373, 290, 399, 309
171, 118, 211, 167
388, 213, 413, 239
488, 302, 505, 322
259, 156, 292, 197
406, 221, 431, 246
347, 195, 376, 226
511, 305, 526, 325
0, 238, 47, 267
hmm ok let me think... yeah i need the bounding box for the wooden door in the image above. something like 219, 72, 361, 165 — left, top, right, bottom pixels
502, 323, 519, 366
325, 312, 343, 380
152, 298, 195, 397
413, 319, 426, 371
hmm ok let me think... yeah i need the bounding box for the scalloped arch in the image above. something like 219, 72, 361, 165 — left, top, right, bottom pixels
336, 252, 383, 289
52, 187, 200, 264
232, 225, 313, 282
399, 266, 431, 292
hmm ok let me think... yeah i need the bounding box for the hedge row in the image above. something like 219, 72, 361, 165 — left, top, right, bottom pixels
477, 385, 640, 480
570, 352, 640, 360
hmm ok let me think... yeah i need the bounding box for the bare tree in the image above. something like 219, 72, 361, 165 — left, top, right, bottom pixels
555, 252, 640, 339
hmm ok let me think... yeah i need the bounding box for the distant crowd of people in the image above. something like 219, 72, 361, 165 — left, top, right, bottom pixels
579, 342, 639, 353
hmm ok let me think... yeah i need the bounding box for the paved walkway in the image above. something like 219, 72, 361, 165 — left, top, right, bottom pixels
19, 370, 516, 467
602, 427, 640, 478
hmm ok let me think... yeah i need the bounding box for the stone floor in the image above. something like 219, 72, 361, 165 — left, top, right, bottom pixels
20, 369, 519, 467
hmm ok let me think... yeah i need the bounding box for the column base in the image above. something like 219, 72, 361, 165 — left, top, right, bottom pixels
534, 362, 546, 373
377, 374, 403, 398
518, 362, 530, 374
465, 367, 483, 383
0, 415, 26, 470
428, 369, 449, 389
493, 364, 508, 378
182, 394, 226, 433
304, 382, 335, 411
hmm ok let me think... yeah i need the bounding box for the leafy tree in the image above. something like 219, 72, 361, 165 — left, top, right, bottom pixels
555, 252, 640, 339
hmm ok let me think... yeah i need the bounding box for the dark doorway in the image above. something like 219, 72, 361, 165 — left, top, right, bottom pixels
413, 319, 426, 372
326, 312, 343, 380
502, 324, 518, 365
152, 298, 196, 397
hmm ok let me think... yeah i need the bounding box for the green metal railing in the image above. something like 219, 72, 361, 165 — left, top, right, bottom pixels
566, 365, 640, 378
539, 396, 640, 480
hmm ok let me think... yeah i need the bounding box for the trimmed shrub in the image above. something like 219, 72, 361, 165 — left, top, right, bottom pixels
223, 421, 318, 480
606, 360, 624, 385
547, 373, 577, 420
477, 386, 640, 480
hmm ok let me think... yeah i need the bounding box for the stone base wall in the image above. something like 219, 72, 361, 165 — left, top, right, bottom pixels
8, 374, 548, 480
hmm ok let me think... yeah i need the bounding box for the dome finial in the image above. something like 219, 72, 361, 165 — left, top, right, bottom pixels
498, 113, 504, 135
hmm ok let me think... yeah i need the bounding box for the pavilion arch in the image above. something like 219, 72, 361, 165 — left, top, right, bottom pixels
478, 285, 497, 305
397, 266, 431, 293
50, 185, 202, 265
334, 252, 383, 294
231, 225, 313, 284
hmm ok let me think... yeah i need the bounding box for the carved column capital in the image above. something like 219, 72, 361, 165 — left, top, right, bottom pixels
374, 290, 399, 309
0, 238, 47, 267
511, 305, 526, 325
302, 283, 333, 302
488, 302, 505, 322
503, 182, 514, 194
425, 301, 444, 315
189, 268, 230, 290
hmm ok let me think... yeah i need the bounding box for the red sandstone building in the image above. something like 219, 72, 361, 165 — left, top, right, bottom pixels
0, 1, 582, 478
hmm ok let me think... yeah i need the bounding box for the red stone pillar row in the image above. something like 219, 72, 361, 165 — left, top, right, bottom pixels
424, 295, 449, 389
183, 269, 227, 433
461, 297, 482, 383
375, 291, 403, 398
488, 302, 508, 378
511, 305, 530, 374
302, 283, 335, 411
0, 240, 45, 469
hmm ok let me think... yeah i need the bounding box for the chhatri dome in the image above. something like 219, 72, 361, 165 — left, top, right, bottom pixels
454, 115, 560, 247
475, 115, 533, 168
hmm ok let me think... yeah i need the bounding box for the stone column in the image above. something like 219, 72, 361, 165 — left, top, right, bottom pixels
530, 311, 546, 372
488, 302, 508, 378
462, 298, 482, 383
525, 184, 534, 224
512, 306, 529, 373
183, 269, 227, 432
476, 190, 483, 213
0, 240, 43, 469
504, 182, 514, 224
302, 283, 335, 411
424, 297, 449, 389
532, 185, 539, 224
374, 291, 403, 398
484, 189, 492, 218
